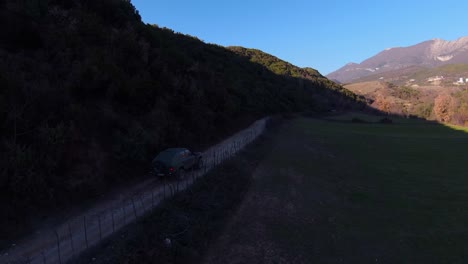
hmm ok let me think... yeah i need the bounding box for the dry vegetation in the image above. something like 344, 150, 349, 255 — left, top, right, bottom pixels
345, 81, 468, 125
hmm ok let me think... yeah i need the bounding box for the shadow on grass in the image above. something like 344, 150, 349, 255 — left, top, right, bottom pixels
70, 118, 283, 264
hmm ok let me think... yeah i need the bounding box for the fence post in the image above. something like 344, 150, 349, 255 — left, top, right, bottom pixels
68, 222, 75, 256
54, 229, 62, 264
84, 216, 89, 249
98, 215, 102, 241
139, 194, 145, 213
123, 205, 126, 224
132, 197, 137, 218
112, 210, 115, 233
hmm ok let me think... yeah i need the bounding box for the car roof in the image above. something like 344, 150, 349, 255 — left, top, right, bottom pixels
153, 148, 188, 163
163, 148, 188, 153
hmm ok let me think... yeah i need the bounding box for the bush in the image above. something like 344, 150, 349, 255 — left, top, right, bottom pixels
379, 117, 393, 124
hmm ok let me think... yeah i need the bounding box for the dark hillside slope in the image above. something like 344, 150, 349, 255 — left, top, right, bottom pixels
228, 46, 359, 107
0, 0, 363, 241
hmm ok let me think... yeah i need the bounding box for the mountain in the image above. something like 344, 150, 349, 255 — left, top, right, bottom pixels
327, 37, 468, 83
0, 0, 363, 242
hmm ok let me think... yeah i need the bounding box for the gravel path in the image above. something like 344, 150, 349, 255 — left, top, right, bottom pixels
1, 118, 268, 264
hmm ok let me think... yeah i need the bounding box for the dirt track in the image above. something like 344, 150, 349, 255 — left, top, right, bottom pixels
1, 118, 268, 264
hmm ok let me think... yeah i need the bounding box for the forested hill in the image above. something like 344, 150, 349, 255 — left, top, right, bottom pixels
229, 46, 324, 79
228, 46, 358, 100
0, 0, 363, 239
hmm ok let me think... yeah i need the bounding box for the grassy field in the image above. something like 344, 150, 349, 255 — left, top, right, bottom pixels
204, 115, 468, 263
325, 112, 429, 124
446, 123, 468, 133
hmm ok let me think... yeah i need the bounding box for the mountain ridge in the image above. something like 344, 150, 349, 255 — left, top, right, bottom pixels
328, 36, 468, 83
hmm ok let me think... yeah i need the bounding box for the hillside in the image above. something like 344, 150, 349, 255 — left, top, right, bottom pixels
345, 80, 468, 125
345, 81, 435, 118
226, 46, 359, 105
0, 0, 363, 242
328, 37, 468, 83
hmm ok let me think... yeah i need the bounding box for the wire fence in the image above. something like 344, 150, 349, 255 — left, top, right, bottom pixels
3, 117, 269, 264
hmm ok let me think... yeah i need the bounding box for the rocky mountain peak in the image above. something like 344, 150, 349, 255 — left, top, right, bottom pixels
328, 36, 468, 83
429, 37, 468, 61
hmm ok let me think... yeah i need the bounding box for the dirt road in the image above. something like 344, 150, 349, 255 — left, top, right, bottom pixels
2, 118, 268, 264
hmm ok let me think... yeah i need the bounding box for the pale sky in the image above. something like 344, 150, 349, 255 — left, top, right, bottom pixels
131, 0, 468, 75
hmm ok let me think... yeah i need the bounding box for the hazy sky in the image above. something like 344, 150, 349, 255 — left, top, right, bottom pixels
131, 0, 468, 75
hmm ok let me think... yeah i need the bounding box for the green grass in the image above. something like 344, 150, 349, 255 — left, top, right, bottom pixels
446, 123, 468, 133
73, 116, 468, 263
210, 115, 468, 263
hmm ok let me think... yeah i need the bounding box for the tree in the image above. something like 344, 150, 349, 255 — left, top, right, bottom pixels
433, 93, 457, 123
373, 94, 391, 114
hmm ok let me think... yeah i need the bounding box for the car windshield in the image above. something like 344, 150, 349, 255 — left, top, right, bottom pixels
154, 150, 176, 163
153, 148, 188, 164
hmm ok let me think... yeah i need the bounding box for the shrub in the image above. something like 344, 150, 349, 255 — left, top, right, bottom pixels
379, 117, 393, 124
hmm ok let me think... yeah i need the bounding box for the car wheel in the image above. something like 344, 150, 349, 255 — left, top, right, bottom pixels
177, 168, 185, 180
